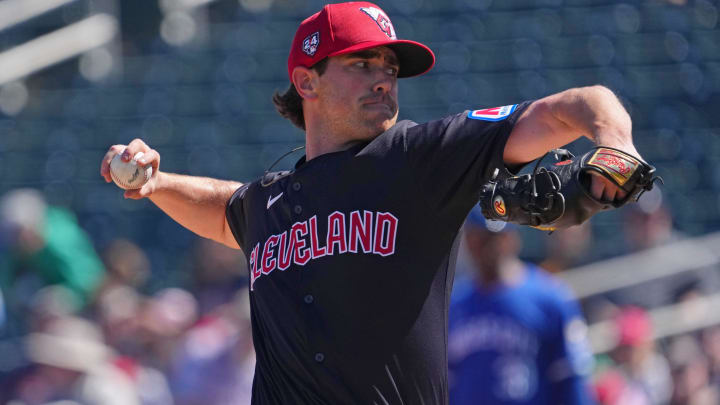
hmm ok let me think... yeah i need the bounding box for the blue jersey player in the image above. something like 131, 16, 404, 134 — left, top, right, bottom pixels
449, 208, 595, 404
101, 2, 642, 403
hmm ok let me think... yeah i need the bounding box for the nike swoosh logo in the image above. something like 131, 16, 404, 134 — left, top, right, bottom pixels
267, 192, 283, 209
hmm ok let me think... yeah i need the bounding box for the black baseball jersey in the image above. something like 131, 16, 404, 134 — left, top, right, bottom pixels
226, 102, 532, 404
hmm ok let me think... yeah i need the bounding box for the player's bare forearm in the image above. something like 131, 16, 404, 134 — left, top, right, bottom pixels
149, 172, 242, 249
547, 85, 638, 152
100, 139, 242, 249
504, 85, 639, 165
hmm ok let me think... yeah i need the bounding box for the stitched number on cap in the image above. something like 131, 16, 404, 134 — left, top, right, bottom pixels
303, 32, 320, 57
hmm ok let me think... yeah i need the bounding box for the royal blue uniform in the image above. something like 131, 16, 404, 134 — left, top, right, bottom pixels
226, 103, 531, 404
449, 263, 595, 405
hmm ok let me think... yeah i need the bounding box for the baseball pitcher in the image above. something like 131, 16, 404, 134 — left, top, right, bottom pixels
100, 2, 658, 403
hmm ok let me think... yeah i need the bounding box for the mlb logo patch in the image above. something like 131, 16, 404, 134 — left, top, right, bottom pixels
468, 104, 518, 121
302, 32, 320, 57
359, 6, 396, 39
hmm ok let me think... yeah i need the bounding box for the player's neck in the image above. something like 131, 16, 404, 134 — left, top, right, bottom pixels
304, 128, 363, 161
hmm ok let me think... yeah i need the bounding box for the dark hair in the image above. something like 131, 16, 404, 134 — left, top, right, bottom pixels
272, 58, 329, 130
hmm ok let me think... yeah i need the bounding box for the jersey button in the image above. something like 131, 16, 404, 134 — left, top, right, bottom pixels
314, 352, 325, 363
294, 205, 302, 214
292, 182, 301, 191
303, 294, 314, 304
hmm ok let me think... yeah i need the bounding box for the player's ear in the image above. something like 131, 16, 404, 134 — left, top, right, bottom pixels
292, 66, 319, 100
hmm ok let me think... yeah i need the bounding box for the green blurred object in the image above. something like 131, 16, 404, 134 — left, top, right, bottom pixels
1, 203, 105, 311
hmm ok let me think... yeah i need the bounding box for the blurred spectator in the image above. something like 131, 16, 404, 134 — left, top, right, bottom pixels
96, 285, 144, 357
621, 188, 679, 254
152, 239, 253, 405
667, 334, 719, 405
540, 222, 593, 274
95, 285, 174, 405
448, 207, 595, 404
99, 238, 151, 292
189, 238, 247, 314
607, 306, 673, 405
138, 288, 199, 372
167, 288, 254, 405
0, 316, 140, 405
701, 326, 720, 389
0, 189, 105, 335
27, 285, 82, 333
593, 367, 651, 405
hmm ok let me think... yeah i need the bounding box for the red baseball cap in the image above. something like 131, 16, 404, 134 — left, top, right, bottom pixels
615, 306, 652, 346
287, 2, 435, 80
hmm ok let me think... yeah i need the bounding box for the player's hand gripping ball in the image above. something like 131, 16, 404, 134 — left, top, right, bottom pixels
110, 152, 153, 190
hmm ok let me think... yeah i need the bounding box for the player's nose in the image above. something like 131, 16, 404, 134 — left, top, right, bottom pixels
372, 72, 394, 94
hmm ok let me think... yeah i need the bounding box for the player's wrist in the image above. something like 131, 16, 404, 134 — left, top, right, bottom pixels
592, 129, 639, 157
594, 140, 642, 163
146, 170, 170, 196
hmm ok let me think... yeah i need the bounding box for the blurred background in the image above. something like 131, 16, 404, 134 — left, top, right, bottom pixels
0, 0, 718, 403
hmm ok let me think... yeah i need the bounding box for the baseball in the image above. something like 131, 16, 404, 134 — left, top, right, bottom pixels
110, 152, 153, 190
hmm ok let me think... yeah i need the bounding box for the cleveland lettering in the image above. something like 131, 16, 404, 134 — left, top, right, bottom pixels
249, 210, 398, 289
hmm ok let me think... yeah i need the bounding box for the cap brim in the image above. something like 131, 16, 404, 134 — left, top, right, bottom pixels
328, 40, 435, 78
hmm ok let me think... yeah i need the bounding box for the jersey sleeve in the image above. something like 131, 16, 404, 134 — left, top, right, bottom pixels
225, 183, 251, 251
403, 102, 532, 217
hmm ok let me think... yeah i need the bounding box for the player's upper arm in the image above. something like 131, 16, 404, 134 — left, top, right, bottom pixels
503, 94, 581, 166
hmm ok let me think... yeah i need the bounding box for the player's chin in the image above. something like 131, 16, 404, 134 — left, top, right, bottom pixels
369, 118, 396, 136
363, 111, 398, 132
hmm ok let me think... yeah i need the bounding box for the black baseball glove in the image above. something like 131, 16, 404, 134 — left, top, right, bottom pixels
478, 147, 662, 231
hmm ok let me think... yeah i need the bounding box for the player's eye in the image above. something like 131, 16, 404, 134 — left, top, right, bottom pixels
386, 66, 399, 76
354, 61, 370, 69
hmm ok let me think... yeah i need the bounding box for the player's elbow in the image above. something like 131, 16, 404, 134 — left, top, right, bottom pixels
565, 84, 612, 97
584, 84, 614, 97
579, 85, 622, 107
553, 85, 616, 106
575, 85, 629, 116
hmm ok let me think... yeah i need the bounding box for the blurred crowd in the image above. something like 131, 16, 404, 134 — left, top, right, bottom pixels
591, 307, 720, 405
0, 189, 254, 405
0, 186, 718, 405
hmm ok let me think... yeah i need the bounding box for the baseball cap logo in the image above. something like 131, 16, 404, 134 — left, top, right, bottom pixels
302, 31, 320, 57
359, 6, 396, 39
